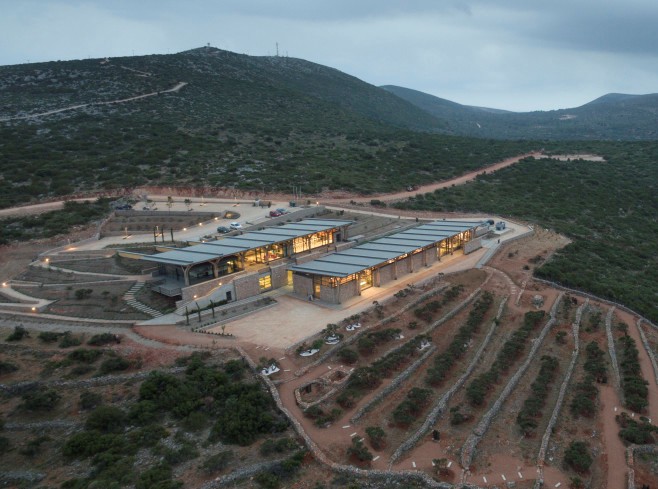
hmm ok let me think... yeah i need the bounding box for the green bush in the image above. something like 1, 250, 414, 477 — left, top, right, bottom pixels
347, 437, 373, 462
59, 332, 82, 348
336, 348, 359, 364
79, 391, 103, 410
135, 463, 182, 489
564, 441, 593, 473
6, 325, 29, 341
98, 356, 130, 375
201, 450, 234, 474
365, 426, 386, 450
0, 360, 19, 375
21, 387, 61, 411
38, 331, 61, 343
85, 406, 127, 433
88, 333, 119, 346
68, 348, 103, 364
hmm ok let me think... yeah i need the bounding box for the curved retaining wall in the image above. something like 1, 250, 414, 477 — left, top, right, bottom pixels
460, 293, 563, 470
605, 306, 622, 391
537, 299, 588, 467
389, 295, 508, 466
636, 319, 658, 386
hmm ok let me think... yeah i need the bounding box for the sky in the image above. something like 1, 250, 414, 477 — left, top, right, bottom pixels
1, 0, 657, 112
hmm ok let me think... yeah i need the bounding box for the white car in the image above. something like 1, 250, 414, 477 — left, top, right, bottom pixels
229, 222, 243, 230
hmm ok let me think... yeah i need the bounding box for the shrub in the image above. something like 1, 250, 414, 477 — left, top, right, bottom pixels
260, 437, 297, 456
21, 387, 61, 411
68, 348, 103, 364
347, 437, 373, 462
88, 333, 119, 346
365, 426, 386, 450
38, 331, 61, 343
564, 441, 593, 473
337, 348, 358, 364
136, 463, 182, 489
6, 325, 29, 341
0, 360, 19, 375
516, 355, 559, 436
74, 288, 93, 300
59, 332, 82, 348
19, 435, 51, 457
79, 390, 103, 410
85, 406, 127, 433
98, 356, 131, 375
201, 450, 234, 474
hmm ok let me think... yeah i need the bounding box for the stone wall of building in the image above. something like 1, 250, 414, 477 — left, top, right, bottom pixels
411, 252, 425, 271
233, 274, 261, 301
293, 274, 313, 298
378, 263, 396, 285
270, 263, 289, 289
424, 248, 438, 266
338, 278, 359, 304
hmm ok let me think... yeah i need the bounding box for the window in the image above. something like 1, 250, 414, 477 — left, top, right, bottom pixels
259, 274, 272, 291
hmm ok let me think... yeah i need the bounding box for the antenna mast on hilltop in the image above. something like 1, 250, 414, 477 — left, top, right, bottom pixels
276, 42, 279, 57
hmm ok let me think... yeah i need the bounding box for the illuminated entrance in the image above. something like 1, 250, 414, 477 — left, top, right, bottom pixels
359, 269, 373, 291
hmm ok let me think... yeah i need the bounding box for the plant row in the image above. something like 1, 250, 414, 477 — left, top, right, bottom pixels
466, 310, 545, 406
617, 334, 649, 412
335, 335, 431, 409
425, 291, 494, 386
516, 355, 559, 436
413, 284, 464, 322
570, 341, 606, 418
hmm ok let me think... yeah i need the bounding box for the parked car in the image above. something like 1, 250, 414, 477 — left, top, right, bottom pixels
269, 210, 282, 217
276, 208, 288, 214
229, 222, 243, 230
217, 226, 230, 233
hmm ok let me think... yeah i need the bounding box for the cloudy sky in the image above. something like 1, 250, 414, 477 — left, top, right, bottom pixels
1, 0, 657, 111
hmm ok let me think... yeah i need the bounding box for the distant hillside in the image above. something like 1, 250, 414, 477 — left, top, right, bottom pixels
0, 47, 531, 208
382, 85, 658, 140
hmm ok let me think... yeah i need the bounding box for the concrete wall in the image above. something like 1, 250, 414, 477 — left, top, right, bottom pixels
293, 274, 313, 298
180, 273, 243, 304
465, 237, 483, 254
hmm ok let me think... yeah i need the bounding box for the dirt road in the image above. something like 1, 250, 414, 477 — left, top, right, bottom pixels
326, 152, 542, 203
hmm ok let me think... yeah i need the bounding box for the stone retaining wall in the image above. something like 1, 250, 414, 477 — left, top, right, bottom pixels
390, 296, 508, 466
605, 306, 622, 391
636, 319, 658, 386
350, 345, 437, 424
626, 444, 658, 489
537, 299, 588, 466
461, 293, 563, 470
532, 277, 658, 331
290, 283, 450, 376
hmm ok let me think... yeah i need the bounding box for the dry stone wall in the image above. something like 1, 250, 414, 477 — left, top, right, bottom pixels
605, 306, 621, 391
537, 299, 588, 466
390, 296, 508, 466
636, 319, 658, 386
460, 293, 563, 470
350, 344, 437, 424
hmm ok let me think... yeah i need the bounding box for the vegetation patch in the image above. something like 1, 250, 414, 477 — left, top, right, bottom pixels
516, 355, 560, 436
466, 310, 545, 406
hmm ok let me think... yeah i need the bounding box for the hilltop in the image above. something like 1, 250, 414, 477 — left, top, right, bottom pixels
0, 46, 530, 208
382, 85, 658, 140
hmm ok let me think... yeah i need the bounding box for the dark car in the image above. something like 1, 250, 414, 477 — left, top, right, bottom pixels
217, 226, 230, 233
269, 210, 282, 217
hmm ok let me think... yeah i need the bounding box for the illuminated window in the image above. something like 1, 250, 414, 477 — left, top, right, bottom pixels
259, 275, 272, 291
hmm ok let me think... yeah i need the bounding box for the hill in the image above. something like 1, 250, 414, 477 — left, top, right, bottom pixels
382, 85, 658, 140
0, 47, 531, 208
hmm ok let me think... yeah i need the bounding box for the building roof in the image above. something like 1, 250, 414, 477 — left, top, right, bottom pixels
130, 219, 352, 267
290, 220, 484, 278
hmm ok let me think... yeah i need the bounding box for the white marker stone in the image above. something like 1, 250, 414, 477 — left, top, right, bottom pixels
350, 432, 357, 437
342, 425, 351, 429
502, 474, 506, 481
373, 456, 380, 461
483, 476, 487, 483
518, 472, 523, 478
447, 461, 452, 468
555, 483, 561, 488
412, 461, 416, 468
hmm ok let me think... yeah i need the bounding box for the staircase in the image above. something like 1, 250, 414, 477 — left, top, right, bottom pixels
124, 282, 163, 318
